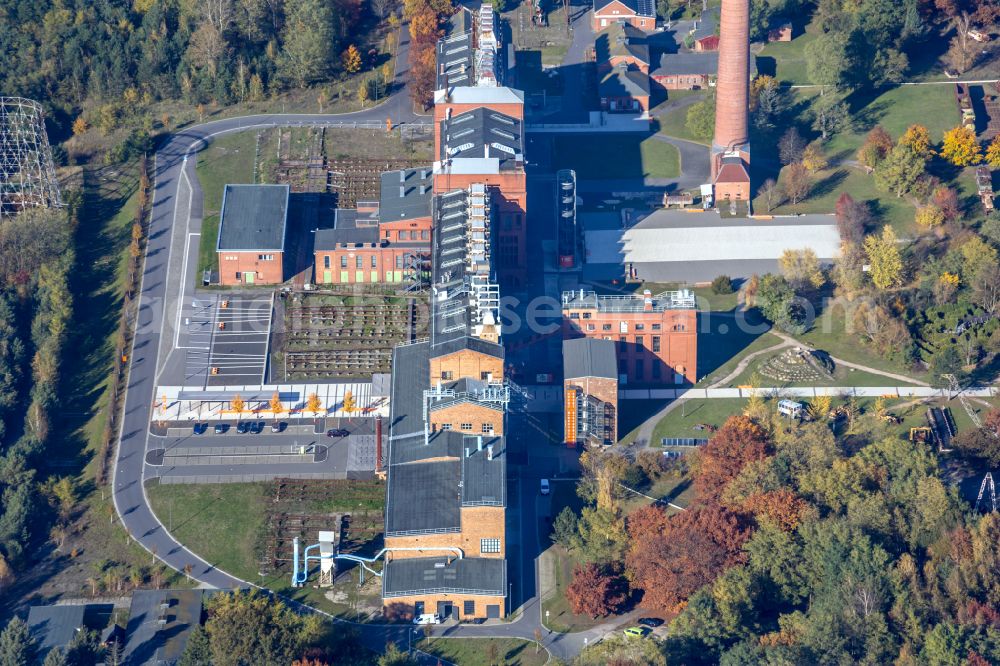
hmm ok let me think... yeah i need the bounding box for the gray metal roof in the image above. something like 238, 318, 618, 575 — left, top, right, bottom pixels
28, 605, 114, 657
217, 184, 289, 251
176, 390, 300, 402
123, 590, 205, 665
653, 52, 719, 76
437, 31, 475, 89
389, 342, 431, 440
385, 457, 462, 534
383, 556, 506, 596
563, 338, 618, 380
599, 68, 651, 97
380, 169, 434, 223
462, 436, 505, 505
439, 108, 523, 169
596, 23, 650, 65
314, 209, 379, 250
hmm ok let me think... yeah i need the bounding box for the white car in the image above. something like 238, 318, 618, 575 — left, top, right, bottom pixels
540, 479, 550, 495
413, 613, 441, 625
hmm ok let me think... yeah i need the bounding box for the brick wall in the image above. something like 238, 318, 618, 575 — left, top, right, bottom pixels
429, 402, 504, 435
218, 251, 283, 285
430, 349, 504, 384
385, 506, 505, 558
384, 594, 506, 620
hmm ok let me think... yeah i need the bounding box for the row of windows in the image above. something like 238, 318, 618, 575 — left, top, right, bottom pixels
619, 359, 669, 380
584, 322, 664, 332
481, 538, 501, 554
321, 254, 407, 270
439, 371, 494, 381
439, 423, 495, 433
223, 254, 275, 261
384, 229, 430, 241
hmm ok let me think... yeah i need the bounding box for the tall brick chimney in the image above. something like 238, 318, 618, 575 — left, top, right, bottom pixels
712, 0, 750, 160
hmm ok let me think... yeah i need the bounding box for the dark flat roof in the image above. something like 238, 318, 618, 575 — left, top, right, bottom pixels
389, 342, 431, 440
383, 557, 507, 596
314, 209, 379, 250
437, 31, 475, 89
123, 590, 204, 665
217, 184, 289, 251
385, 457, 462, 534
462, 436, 505, 505
380, 169, 434, 223
563, 338, 618, 379
28, 605, 114, 656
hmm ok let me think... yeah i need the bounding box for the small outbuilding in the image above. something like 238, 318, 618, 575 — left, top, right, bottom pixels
216, 183, 290, 286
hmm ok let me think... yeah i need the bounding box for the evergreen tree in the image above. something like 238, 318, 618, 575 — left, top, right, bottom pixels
0, 618, 36, 666
280, 0, 337, 86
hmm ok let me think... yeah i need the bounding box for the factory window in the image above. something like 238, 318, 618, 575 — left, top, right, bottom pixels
440, 423, 452, 431
635, 335, 643, 349
635, 360, 644, 379
482, 423, 494, 433
341, 256, 348, 268
673, 323, 686, 331
570, 312, 580, 319
396, 255, 404, 268
582, 312, 592, 319
421, 230, 430, 240
461, 423, 473, 431
371, 255, 378, 268
619, 321, 628, 333
323, 256, 331, 269
602, 324, 612, 331
481, 371, 492, 381
235, 272, 241, 280
587, 324, 595, 331
257, 254, 274, 261
652, 362, 661, 378
652, 323, 661, 331
481, 538, 501, 554
635, 324, 645, 331
356, 256, 363, 269
464, 600, 475, 616
618, 336, 627, 352
441, 371, 453, 380
652, 335, 661, 352
399, 230, 409, 240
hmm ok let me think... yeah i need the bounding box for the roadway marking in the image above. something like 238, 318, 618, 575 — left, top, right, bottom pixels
172, 229, 200, 351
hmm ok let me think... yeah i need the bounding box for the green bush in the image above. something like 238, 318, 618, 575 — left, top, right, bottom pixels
711, 275, 734, 295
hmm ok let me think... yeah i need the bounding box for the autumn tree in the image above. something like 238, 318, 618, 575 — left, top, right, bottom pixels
899, 124, 935, 160
342, 45, 362, 73
305, 392, 323, 420
941, 126, 983, 167
835, 193, 871, 243
269, 392, 283, 422
693, 415, 772, 502
759, 178, 781, 213
565, 563, 629, 618
932, 185, 961, 222
782, 163, 812, 205
626, 504, 751, 611
915, 204, 945, 230
743, 489, 808, 532
985, 136, 1000, 168
203, 591, 305, 666
231, 393, 245, 422
864, 226, 904, 290
72, 116, 88, 136
408, 44, 437, 109
779, 248, 824, 290
342, 390, 357, 413
280, 0, 336, 86
358, 80, 370, 106
857, 126, 893, 172
801, 143, 828, 172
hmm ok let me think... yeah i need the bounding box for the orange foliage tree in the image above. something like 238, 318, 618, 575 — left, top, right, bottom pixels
693, 415, 772, 502
743, 489, 808, 532
625, 504, 751, 612
564, 563, 628, 618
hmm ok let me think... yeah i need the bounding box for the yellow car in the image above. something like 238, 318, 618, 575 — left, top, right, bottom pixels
623, 626, 651, 638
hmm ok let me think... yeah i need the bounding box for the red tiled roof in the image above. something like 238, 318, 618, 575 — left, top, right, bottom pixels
716, 162, 749, 184
696, 35, 719, 50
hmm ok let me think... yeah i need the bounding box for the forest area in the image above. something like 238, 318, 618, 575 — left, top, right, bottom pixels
0, 0, 381, 154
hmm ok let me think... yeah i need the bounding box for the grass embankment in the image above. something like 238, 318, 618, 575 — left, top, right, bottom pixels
195, 131, 258, 276
418, 638, 548, 666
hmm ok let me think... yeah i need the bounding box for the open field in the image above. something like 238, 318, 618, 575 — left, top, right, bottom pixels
552, 134, 680, 179
756, 31, 817, 85
418, 637, 548, 666
656, 92, 710, 145
695, 331, 783, 387
195, 131, 258, 276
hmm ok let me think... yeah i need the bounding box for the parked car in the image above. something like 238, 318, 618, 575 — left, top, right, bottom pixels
214, 424, 228, 434
623, 626, 651, 638
192, 422, 207, 435
271, 422, 285, 433
637, 617, 664, 628
540, 478, 550, 495
236, 422, 249, 434
326, 428, 349, 437
249, 421, 264, 434
413, 613, 441, 625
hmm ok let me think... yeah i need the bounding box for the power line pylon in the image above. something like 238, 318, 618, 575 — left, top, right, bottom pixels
975, 472, 997, 513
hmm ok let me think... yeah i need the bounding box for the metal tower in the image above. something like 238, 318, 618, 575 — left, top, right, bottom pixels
975, 472, 997, 513
0, 97, 63, 218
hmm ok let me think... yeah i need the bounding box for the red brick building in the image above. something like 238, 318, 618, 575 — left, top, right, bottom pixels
433, 89, 526, 287
563, 338, 619, 447
651, 52, 718, 91
216, 184, 289, 286
592, 0, 656, 31
313, 169, 433, 285
561, 289, 698, 385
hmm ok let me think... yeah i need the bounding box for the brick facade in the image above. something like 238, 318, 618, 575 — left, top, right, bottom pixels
592, 1, 655, 31
218, 251, 284, 285
430, 349, 504, 384
385, 506, 506, 558
384, 594, 506, 620
429, 402, 505, 435
564, 375, 619, 446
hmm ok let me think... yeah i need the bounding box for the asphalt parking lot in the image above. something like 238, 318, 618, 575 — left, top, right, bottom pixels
206, 294, 273, 386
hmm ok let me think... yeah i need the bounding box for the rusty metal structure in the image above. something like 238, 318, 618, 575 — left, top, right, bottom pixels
0, 97, 62, 218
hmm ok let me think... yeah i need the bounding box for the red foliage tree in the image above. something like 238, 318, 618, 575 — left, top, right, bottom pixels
985, 409, 1000, 437
565, 563, 629, 618
958, 599, 1000, 629
932, 186, 961, 222
743, 489, 808, 532
408, 43, 437, 109
625, 504, 751, 612
694, 415, 772, 502
835, 192, 871, 243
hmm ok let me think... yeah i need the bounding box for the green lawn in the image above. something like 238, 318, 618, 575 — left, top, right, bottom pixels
552, 134, 680, 179
194, 131, 258, 275
657, 93, 710, 146
146, 482, 269, 581
696, 313, 775, 383
757, 32, 817, 85
651, 399, 747, 441
725, 354, 922, 388
621, 474, 695, 514
418, 638, 547, 666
